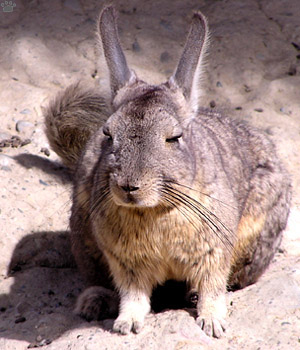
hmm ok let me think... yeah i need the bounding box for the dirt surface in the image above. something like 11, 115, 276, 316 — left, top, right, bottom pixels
0, 0, 299, 349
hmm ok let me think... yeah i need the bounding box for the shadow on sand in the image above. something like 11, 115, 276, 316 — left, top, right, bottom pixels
0, 230, 195, 346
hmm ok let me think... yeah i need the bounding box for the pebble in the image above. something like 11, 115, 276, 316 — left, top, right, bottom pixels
0, 131, 11, 140
244, 84, 251, 92
291, 42, 300, 50
132, 39, 141, 52
39, 179, 49, 186
20, 108, 32, 115
209, 100, 216, 108
1, 166, 11, 172
16, 120, 34, 132
254, 108, 263, 112
0, 154, 12, 166
41, 147, 50, 157
15, 316, 26, 324
216, 81, 222, 87
287, 65, 297, 76
280, 107, 290, 115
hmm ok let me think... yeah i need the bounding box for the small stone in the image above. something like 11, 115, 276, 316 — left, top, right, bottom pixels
15, 316, 26, 324
36, 335, 42, 342
280, 107, 290, 115
39, 179, 49, 186
235, 106, 242, 110
0, 154, 12, 166
21, 139, 31, 147
216, 81, 222, 87
132, 39, 141, 52
41, 339, 52, 346
209, 100, 216, 108
91, 69, 97, 79
160, 51, 170, 63
0, 131, 11, 140
287, 65, 297, 76
16, 120, 34, 133
265, 127, 274, 135
254, 108, 263, 112
41, 147, 50, 157
244, 84, 251, 92
291, 42, 300, 51
11, 135, 22, 147
20, 109, 32, 115
1, 166, 11, 172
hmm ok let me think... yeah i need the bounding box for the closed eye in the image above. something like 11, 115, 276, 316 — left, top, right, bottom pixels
166, 134, 182, 143
103, 126, 112, 140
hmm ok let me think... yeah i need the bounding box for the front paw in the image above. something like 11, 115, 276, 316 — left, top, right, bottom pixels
196, 315, 226, 338
196, 293, 227, 338
113, 315, 144, 335
75, 286, 119, 321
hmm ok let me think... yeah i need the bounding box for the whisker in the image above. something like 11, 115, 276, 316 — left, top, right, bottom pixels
164, 179, 237, 210
165, 183, 234, 237
161, 183, 235, 251
160, 191, 203, 233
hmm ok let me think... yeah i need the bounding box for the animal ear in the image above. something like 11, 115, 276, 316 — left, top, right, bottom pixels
98, 6, 136, 98
169, 12, 208, 113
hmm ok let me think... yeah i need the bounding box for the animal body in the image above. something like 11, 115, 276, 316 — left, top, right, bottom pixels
44, 6, 292, 338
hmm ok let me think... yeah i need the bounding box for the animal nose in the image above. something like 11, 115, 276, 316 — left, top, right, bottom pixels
120, 184, 140, 193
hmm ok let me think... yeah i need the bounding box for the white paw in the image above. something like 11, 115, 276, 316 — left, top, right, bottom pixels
113, 288, 150, 335
197, 293, 227, 338
113, 315, 144, 335
196, 315, 226, 338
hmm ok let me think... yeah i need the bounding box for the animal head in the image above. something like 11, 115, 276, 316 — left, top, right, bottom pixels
96, 6, 208, 208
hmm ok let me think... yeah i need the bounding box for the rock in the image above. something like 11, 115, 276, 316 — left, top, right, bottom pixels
19, 108, 32, 115
15, 316, 26, 324
132, 39, 141, 52
0, 154, 12, 166
0, 131, 11, 140
15, 120, 35, 139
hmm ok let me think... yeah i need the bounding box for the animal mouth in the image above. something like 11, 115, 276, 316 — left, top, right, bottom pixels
110, 183, 143, 207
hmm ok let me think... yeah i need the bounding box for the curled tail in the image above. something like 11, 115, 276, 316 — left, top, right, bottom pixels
44, 83, 109, 171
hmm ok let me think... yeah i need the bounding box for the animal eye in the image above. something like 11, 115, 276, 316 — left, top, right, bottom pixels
103, 126, 112, 140
166, 133, 182, 143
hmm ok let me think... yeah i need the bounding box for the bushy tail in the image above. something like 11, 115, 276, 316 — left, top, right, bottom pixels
44, 83, 109, 171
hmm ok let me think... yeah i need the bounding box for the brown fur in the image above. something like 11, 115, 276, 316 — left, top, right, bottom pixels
44, 7, 292, 338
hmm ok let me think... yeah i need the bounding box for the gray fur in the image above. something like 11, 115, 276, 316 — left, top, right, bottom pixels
44, 6, 292, 338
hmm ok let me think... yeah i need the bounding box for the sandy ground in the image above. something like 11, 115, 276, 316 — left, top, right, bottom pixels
0, 0, 299, 349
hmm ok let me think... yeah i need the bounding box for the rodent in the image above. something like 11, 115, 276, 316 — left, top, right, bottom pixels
44, 6, 292, 338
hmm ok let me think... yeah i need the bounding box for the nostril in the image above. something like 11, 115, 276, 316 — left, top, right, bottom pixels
121, 185, 140, 192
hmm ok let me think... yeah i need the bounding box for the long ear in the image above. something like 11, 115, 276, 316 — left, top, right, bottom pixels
99, 6, 136, 98
169, 12, 208, 113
